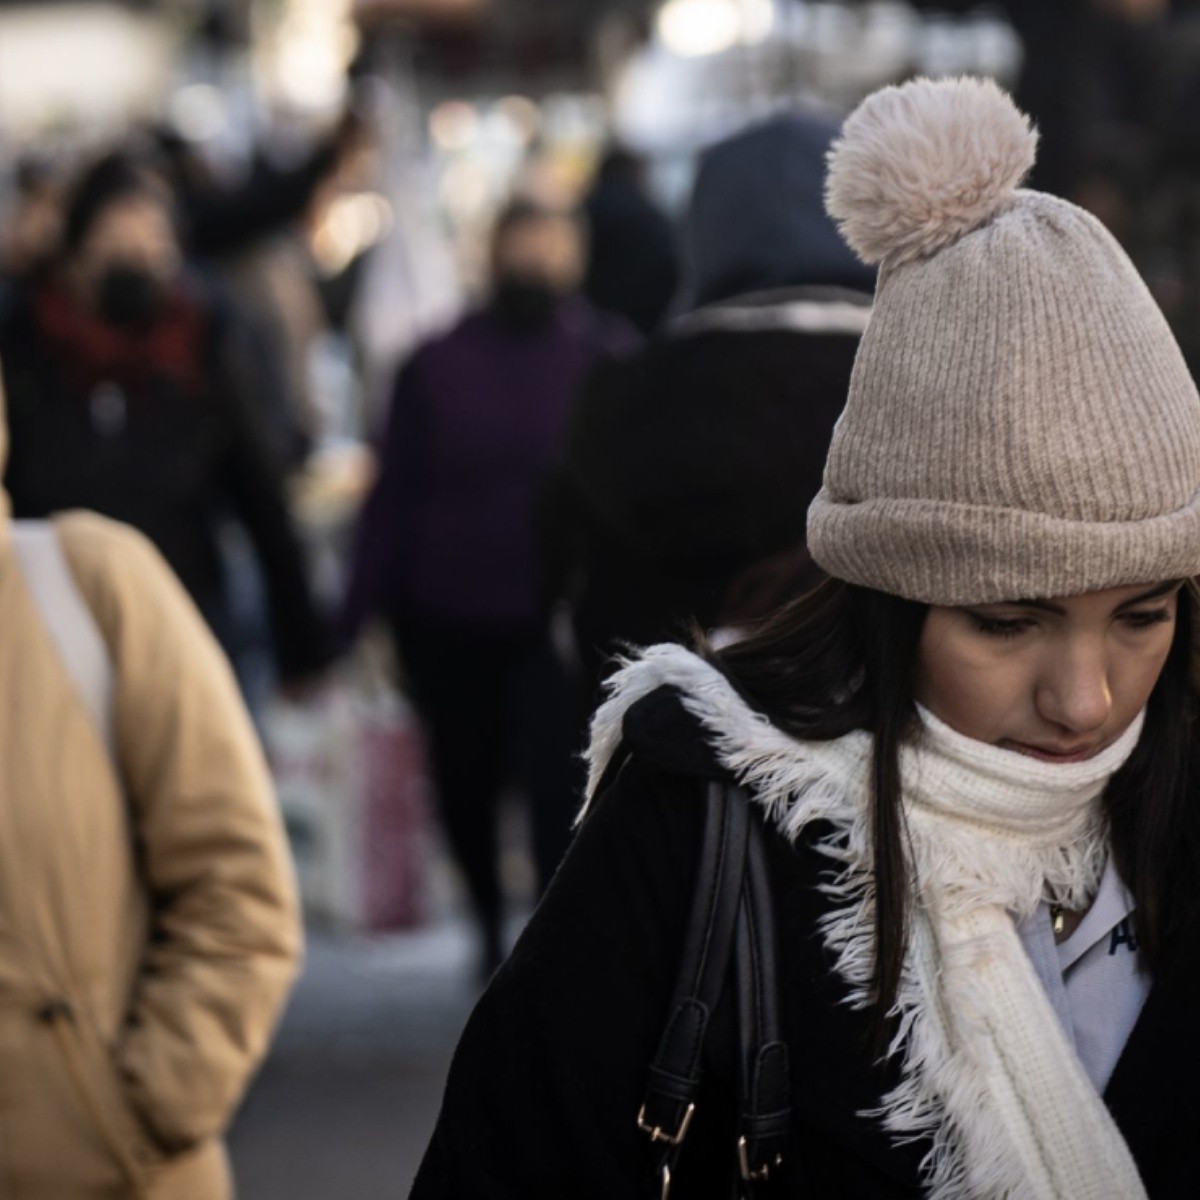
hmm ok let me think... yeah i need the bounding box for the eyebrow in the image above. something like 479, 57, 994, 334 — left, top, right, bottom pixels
998, 580, 1185, 617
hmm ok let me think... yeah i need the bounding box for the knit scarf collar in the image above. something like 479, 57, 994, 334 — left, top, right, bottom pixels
33, 278, 207, 395
585, 644, 1149, 1200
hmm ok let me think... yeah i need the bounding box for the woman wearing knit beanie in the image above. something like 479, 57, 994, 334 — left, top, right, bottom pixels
410, 77, 1200, 1200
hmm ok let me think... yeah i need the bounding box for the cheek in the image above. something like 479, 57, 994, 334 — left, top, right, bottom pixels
915, 626, 1032, 741
1110, 627, 1176, 718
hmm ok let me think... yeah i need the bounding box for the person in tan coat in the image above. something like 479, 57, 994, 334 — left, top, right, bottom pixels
0, 377, 302, 1196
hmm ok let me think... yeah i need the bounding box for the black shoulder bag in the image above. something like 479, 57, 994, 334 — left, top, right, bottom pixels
637, 781, 791, 1199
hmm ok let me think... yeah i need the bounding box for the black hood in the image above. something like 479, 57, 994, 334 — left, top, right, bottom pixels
680, 110, 877, 310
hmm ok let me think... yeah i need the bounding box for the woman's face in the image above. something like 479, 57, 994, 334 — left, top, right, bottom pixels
492, 214, 584, 294
71, 194, 181, 306
915, 581, 1183, 762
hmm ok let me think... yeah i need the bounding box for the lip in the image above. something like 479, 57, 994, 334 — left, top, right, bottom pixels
1000, 740, 1105, 764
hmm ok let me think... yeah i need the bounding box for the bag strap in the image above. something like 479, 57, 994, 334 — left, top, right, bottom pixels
11, 520, 115, 757
639, 781, 749, 1196
638, 781, 789, 1199
733, 820, 791, 1192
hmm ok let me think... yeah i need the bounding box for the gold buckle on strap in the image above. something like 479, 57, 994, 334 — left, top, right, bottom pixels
737, 1135, 782, 1183
637, 1101, 695, 1147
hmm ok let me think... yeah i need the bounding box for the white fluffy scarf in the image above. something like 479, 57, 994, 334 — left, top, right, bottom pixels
585, 644, 1148, 1200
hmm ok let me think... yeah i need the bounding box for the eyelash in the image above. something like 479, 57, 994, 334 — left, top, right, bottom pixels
1120, 608, 1173, 630
969, 608, 1173, 639
970, 616, 1033, 640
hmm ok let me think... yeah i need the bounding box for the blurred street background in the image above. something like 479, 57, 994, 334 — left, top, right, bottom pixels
3, 0, 1199, 1195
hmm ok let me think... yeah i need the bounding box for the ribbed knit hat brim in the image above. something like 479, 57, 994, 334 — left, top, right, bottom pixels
808, 490, 1200, 605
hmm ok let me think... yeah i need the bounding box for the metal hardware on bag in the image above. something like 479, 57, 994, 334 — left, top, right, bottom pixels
660, 1162, 672, 1200
737, 1136, 782, 1183
638, 1101, 696, 1146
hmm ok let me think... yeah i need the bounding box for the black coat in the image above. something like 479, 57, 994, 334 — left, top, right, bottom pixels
0, 280, 333, 682
542, 288, 866, 699
411, 686, 1200, 1199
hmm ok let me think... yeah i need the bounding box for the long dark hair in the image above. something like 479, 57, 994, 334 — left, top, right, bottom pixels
705, 577, 1200, 1029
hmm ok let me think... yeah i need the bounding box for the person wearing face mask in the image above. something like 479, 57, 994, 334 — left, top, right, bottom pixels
0, 151, 335, 691
411, 79, 1200, 1199
342, 199, 637, 977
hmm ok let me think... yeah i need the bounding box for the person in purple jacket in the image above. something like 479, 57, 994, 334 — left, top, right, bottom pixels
343, 199, 636, 976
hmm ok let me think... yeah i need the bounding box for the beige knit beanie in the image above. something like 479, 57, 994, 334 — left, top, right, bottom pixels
807, 75, 1200, 604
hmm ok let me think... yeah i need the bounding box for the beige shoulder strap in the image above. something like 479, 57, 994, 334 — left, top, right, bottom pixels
11, 520, 114, 756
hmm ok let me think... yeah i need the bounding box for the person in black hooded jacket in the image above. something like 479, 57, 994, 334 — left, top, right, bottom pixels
543, 109, 875, 704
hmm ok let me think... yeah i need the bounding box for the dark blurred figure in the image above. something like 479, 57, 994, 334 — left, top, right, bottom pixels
153, 112, 374, 469
1111, 5, 1200, 374
0, 157, 66, 302
155, 109, 369, 264
544, 111, 876, 702
1008, 0, 1167, 197
0, 152, 334, 688
581, 147, 679, 336
343, 200, 636, 976
914, 0, 1171, 197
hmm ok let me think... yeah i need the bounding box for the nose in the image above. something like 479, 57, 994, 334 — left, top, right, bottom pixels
1035, 640, 1112, 736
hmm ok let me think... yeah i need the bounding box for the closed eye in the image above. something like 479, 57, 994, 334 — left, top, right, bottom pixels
968, 614, 1036, 640
1119, 607, 1173, 630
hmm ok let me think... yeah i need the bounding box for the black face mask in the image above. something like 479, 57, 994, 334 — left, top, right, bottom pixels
490, 278, 560, 335
96, 265, 164, 330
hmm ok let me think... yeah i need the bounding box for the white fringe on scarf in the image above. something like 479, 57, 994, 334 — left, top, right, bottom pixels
584, 644, 1149, 1200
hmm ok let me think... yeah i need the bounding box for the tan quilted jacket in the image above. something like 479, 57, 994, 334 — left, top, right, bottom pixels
0, 499, 301, 1199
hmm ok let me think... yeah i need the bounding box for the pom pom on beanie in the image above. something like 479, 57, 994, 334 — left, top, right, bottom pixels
825, 75, 1038, 266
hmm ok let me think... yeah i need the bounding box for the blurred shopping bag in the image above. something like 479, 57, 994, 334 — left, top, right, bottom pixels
359, 691, 431, 929
263, 649, 432, 932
